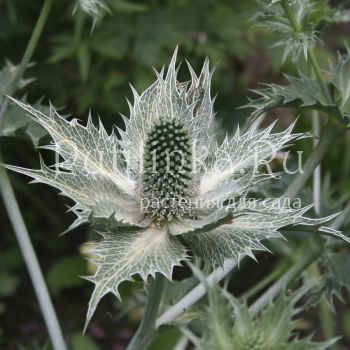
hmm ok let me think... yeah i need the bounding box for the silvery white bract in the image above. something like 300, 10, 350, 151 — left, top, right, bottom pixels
75, 0, 109, 20
6, 49, 348, 329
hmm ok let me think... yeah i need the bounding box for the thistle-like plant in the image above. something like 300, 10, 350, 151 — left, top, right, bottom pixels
255, 0, 318, 61
5, 49, 348, 329
182, 281, 338, 350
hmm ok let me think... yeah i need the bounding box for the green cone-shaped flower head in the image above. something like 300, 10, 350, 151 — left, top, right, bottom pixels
140, 118, 197, 221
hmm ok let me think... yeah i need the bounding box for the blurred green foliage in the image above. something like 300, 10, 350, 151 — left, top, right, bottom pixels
0, 0, 262, 124
46, 255, 87, 291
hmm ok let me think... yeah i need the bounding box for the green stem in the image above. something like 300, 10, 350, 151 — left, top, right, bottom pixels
279, 0, 344, 201
342, 131, 350, 181
320, 297, 338, 349
309, 263, 339, 349
249, 201, 348, 318
282, 118, 343, 200
249, 238, 323, 316
311, 107, 338, 346
0, 1, 66, 348
311, 113, 338, 346
73, 9, 86, 47
311, 111, 322, 216
127, 275, 165, 350
173, 336, 189, 350
156, 259, 238, 327
0, 0, 54, 121
280, 5, 339, 343
308, 48, 333, 103
240, 260, 290, 301
280, 0, 332, 102
280, 0, 301, 33
0, 153, 66, 350
308, 50, 325, 89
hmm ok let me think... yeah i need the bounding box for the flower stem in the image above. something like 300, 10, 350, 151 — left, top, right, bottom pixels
311, 111, 338, 347
249, 238, 323, 316
282, 118, 343, 200
280, 0, 332, 102
279, 0, 343, 200
280, 0, 301, 33
308, 49, 328, 95
0, 153, 67, 350
281, 4, 339, 342
0, 0, 54, 121
342, 131, 350, 182
320, 298, 338, 348
0, 1, 66, 348
309, 263, 339, 349
239, 259, 290, 301
312, 110, 322, 214
249, 209, 346, 317
127, 275, 166, 350
173, 336, 189, 350
156, 259, 238, 327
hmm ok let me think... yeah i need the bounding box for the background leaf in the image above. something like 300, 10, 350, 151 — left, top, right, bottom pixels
324, 252, 350, 303
70, 332, 99, 350
0, 98, 53, 147
47, 255, 87, 291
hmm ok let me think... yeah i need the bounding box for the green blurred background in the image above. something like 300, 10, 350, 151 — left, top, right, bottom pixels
1, 0, 350, 349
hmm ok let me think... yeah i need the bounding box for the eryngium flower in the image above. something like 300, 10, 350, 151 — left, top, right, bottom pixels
6, 50, 348, 328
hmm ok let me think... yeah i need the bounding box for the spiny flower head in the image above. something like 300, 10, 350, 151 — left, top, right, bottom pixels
139, 118, 197, 221
256, 0, 318, 61
6, 49, 349, 329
